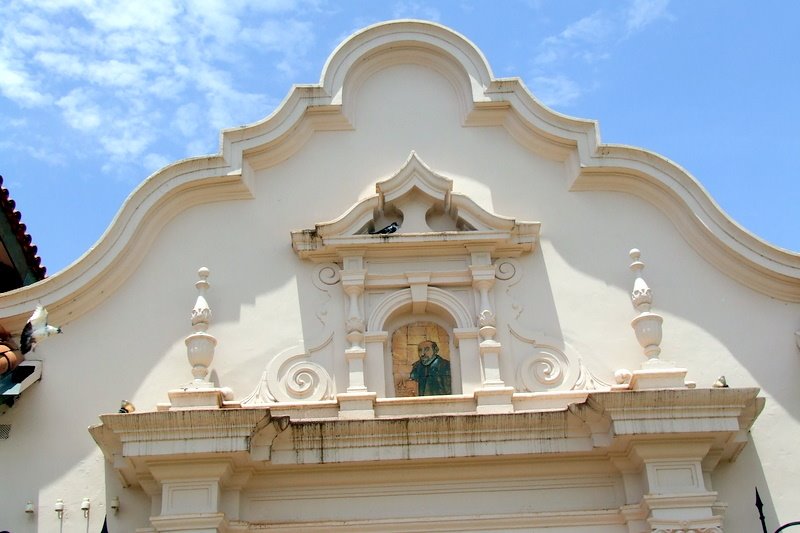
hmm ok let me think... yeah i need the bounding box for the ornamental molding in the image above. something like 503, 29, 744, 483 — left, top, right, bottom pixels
291, 151, 540, 261
91, 387, 762, 498
241, 336, 335, 405
366, 286, 475, 332
3, 19, 798, 333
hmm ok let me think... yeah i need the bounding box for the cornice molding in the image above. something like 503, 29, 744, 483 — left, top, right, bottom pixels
291, 152, 540, 262
91, 388, 761, 467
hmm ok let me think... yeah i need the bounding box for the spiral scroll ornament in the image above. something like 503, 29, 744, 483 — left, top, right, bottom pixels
275, 360, 332, 402
266, 344, 333, 403
312, 263, 341, 327
242, 341, 334, 405
495, 258, 523, 319
494, 258, 519, 282
516, 347, 570, 392
313, 263, 341, 289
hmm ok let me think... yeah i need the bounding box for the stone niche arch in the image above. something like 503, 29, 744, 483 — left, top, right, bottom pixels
367, 286, 477, 397
291, 151, 540, 416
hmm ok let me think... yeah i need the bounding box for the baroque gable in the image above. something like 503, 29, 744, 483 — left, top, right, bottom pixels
3, 17, 793, 533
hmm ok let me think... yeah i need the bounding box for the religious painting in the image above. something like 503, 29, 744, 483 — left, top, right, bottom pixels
392, 322, 451, 397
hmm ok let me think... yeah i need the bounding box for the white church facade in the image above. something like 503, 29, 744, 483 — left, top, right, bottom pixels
1, 20, 798, 533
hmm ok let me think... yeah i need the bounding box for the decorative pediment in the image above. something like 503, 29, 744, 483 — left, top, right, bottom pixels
291, 152, 540, 261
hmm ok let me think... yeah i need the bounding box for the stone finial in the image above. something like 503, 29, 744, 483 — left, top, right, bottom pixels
161, 267, 235, 410
185, 267, 217, 385
629, 248, 652, 312
191, 267, 211, 331
628, 249, 663, 361
624, 249, 689, 391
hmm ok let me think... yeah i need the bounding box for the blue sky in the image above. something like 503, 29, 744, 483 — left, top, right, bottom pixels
1, 0, 798, 275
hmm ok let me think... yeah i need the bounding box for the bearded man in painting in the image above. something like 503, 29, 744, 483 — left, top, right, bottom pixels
409, 340, 451, 396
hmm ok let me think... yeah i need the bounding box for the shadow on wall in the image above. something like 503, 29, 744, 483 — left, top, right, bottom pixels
714, 435, 779, 532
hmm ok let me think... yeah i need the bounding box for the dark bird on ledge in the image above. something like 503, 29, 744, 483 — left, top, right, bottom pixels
20, 305, 62, 355
369, 221, 399, 235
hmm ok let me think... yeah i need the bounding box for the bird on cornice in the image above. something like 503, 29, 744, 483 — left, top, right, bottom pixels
20, 305, 62, 355
712, 375, 729, 388
369, 221, 399, 235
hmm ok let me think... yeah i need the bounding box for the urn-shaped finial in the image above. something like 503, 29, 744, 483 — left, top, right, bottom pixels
628, 249, 663, 361
185, 267, 217, 384
191, 267, 211, 331
629, 249, 653, 312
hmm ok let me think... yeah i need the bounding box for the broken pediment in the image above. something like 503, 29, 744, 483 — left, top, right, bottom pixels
291, 152, 540, 261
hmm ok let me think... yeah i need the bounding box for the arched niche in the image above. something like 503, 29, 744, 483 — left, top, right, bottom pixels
365, 286, 480, 397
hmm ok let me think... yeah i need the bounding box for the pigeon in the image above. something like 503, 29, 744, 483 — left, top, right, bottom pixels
20, 305, 62, 355
118, 400, 135, 414
712, 375, 729, 388
369, 222, 399, 235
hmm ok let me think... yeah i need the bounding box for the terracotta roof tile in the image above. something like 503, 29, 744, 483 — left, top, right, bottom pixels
0, 175, 46, 280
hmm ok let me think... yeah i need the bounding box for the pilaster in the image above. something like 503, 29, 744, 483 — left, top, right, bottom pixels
341, 254, 368, 394
629, 441, 724, 532
147, 461, 240, 533
470, 247, 513, 412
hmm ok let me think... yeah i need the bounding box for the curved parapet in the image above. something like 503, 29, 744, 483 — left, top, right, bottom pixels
0, 155, 252, 331
1, 19, 797, 333
572, 144, 800, 300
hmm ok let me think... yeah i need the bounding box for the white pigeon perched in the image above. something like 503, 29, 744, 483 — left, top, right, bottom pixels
20, 305, 61, 355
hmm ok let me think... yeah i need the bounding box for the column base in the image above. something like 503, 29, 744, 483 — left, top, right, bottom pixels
629, 368, 688, 390
150, 512, 229, 532
337, 391, 377, 419
166, 387, 226, 409
474, 386, 515, 414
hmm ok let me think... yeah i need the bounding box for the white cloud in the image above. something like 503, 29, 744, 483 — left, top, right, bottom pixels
143, 153, 170, 173
99, 125, 155, 160
536, 11, 611, 65
1, 0, 322, 177
0, 57, 50, 106
392, 1, 441, 21
80, 0, 181, 34
86, 60, 145, 88
530, 75, 582, 108
626, 0, 672, 33
145, 75, 186, 100
559, 12, 612, 44
536, 0, 672, 67
34, 51, 85, 77
0, 139, 64, 165
3, 11, 66, 52
530, 0, 672, 107
56, 89, 102, 131
173, 103, 202, 137
186, 138, 215, 157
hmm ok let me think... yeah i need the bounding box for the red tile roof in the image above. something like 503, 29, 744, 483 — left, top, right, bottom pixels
0, 175, 46, 281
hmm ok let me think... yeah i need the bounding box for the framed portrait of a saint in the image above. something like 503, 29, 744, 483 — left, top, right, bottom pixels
391, 322, 451, 397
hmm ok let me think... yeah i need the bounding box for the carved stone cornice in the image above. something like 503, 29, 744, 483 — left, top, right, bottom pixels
290, 152, 540, 262
91, 387, 762, 476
